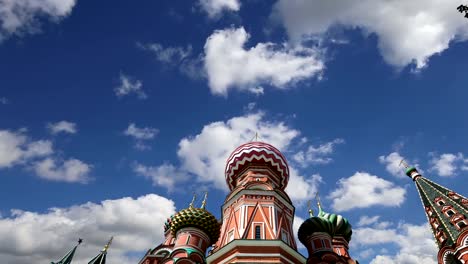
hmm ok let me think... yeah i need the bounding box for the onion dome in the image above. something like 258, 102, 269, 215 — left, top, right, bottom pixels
225, 141, 289, 190
170, 207, 221, 244
318, 210, 352, 242
298, 216, 336, 244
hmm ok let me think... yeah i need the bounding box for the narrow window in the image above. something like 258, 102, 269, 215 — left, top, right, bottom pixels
438, 200, 445, 206
447, 210, 455, 217
186, 235, 191, 245
255, 225, 261, 239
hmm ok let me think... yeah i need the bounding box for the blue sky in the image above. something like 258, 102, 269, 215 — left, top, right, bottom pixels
1, 0, 468, 263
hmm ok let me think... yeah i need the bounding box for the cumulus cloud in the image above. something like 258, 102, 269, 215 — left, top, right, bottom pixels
0, 129, 91, 183
133, 163, 188, 192
429, 152, 465, 177
273, 0, 468, 69
329, 172, 406, 212
293, 215, 305, 249
33, 157, 91, 183
198, 0, 240, 18
0, 194, 176, 264
204, 27, 324, 96
357, 215, 381, 227
47, 121, 77, 135
352, 222, 437, 264
0, 0, 76, 41
293, 138, 344, 166
379, 152, 406, 178
114, 73, 147, 99
0, 130, 53, 168
135, 112, 323, 202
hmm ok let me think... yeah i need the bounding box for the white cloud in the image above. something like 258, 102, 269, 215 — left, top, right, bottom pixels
124, 123, 158, 140
139, 42, 204, 80
357, 215, 380, 227
138, 42, 192, 65
0, 130, 52, 168
286, 170, 322, 203
352, 223, 437, 264
47, 121, 77, 135
0, 0, 76, 41
124, 123, 159, 151
329, 172, 406, 212
0, 194, 176, 264
0, 97, 7, 104
379, 152, 406, 178
293, 215, 305, 249
273, 0, 468, 69
429, 152, 464, 177
136, 112, 322, 202
293, 138, 344, 166
33, 157, 91, 183
133, 163, 188, 192
114, 73, 147, 99
204, 27, 324, 96
198, 0, 240, 18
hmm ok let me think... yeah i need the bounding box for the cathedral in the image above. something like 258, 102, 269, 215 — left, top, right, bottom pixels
56, 141, 468, 264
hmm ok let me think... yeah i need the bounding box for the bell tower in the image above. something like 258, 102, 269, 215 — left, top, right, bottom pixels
403, 162, 468, 264
207, 141, 306, 263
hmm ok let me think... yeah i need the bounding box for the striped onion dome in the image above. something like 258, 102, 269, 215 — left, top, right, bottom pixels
298, 216, 336, 244
318, 210, 353, 242
170, 207, 221, 244
225, 141, 289, 190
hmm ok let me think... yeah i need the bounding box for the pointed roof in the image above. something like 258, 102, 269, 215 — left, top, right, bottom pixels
88, 237, 113, 264
405, 166, 468, 248
51, 239, 82, 264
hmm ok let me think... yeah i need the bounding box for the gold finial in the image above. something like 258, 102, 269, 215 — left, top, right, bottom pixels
399, 159, 410, 169
102, 236, 113, 252
201, 191, 208, 209
189, 193, 197, 208
307, 200, 314, 217
315, 191, 323, 212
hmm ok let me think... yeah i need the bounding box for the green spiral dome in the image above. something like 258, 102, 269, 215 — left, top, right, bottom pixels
170, 207, 221, 243
318, 210, 353, 242
298, 216, 336, 244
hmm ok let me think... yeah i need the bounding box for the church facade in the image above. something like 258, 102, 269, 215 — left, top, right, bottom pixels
137, 141, 468, 264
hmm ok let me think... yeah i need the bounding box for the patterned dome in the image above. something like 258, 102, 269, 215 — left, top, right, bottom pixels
298, 208, 353, 245
170, 207, 221, 244
225, 141, 289, 190
298, 216, 336, 245
318, 210, 353, 242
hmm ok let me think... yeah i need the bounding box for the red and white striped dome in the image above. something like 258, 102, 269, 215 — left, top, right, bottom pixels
225, 141, 289, 190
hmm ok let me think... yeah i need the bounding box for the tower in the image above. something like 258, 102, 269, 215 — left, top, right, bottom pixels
138, 194, 221, 264
297, 196, 357, 264
207, 141, 306, 263
403, 163, 468, 264
88, 237, 113, 264
51, 239, 82, 264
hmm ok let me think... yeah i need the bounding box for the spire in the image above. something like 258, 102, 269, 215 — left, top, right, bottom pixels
88, 237, 113, 264
307, 200, 314, 217
404, 162, 468, 253
316, 191, 324, 215
189, 193, 197, 208
51, 239, 82, 264
201, 191, 208, 209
